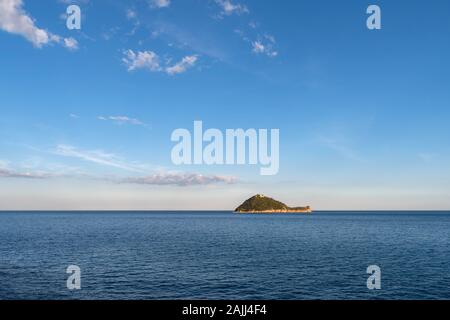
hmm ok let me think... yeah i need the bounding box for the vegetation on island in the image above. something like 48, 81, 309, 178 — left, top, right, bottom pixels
235, 194, 312, 213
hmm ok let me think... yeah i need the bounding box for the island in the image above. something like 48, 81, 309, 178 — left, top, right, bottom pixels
234, 194, 312, 214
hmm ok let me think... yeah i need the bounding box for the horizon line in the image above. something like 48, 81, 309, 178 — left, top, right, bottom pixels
1, 210, 450, 213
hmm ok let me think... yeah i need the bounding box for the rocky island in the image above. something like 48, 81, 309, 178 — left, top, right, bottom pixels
235, 194, 312, 214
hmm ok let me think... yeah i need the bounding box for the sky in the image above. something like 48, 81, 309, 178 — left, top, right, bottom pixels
1, 0, 450, 210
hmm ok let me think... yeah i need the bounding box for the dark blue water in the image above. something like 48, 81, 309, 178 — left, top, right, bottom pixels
0, 211, 449, 300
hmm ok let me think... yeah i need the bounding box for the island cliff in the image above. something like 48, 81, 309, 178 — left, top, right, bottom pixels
235, 194, 312, 213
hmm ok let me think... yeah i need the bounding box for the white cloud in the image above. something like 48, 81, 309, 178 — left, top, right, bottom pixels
252, 41, 265, 54
55, 144, 142, 172
215, 0, 248, 16
63, 37, 78, 50
0, 0, 78, 49
98, 115, 146, 126
149, 0, 170, 8
165, 55, 198, 75
123, 172, 237, 186
69, 113, 79, 119
251, 37, 278, 57
122, 49, 161, 72
236, 29, 279, 58
0, 0, 49, 47
123, 49, 198, 75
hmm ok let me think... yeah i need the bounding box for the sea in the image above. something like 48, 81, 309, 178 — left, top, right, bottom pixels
0, 211, 449, 300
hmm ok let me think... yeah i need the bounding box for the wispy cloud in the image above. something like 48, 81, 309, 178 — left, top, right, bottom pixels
0, 157, 86, 179
0, 166, 237, 187
55, 144, 143, 172
151, 21, 227, 61
252, 41, 278, 58
126, 8, 137, 19
1, 154, 238, 187
149, 0, 170, 9
125, 8, 141, 36
317, 136, 361, 161
418, 153, 437, 162
214, 0, 279, 58
252, 41, 265, 53
63, 37, 78, 50
248, 21, 258, 29
98, 115, 147, 126
122, 172, 237, 186
166, 55, 198, 75
58, 0, 90, 4
235, 29, 279, 58
123, 49, 198, 75
0, 168, 49, 179
122, 49, 161, 72
215, 0, 249, 17
0, 0, 78, 49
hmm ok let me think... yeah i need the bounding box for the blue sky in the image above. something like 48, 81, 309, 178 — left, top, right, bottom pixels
1, 0, 450, 210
